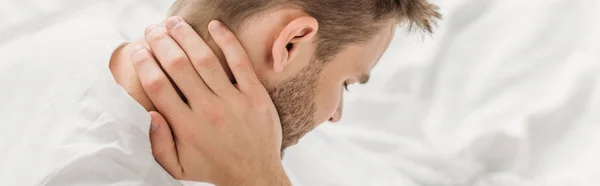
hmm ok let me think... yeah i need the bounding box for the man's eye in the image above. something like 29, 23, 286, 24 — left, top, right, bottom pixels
343, 82, 350, 92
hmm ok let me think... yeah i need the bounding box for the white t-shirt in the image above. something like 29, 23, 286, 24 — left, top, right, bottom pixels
0, 14, 209, 186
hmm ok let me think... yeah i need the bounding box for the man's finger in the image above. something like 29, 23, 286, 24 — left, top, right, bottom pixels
207, 20, 262, 93
144, 24, 213, 100
166, 17, 237, 98
131, 46, 190, 124
149, 111, 184, 178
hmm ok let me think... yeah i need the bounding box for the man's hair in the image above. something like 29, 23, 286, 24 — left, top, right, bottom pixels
170, 0, 440, 62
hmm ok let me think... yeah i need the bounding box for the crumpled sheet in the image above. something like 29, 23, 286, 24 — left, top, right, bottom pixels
2, 0, 599, 185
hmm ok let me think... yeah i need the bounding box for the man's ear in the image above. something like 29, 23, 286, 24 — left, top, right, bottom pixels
272, 16, 319, 73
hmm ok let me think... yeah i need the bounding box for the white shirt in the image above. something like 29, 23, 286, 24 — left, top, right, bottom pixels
0, 13, 209, 186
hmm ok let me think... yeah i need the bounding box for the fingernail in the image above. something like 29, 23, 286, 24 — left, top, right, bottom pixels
146, 25, 167, 38
145, 24, 159, 35
133, 45, 145, 53
208, 20, 224, 34
131, 45, 145, 57
167, 17, 182, 30
150, 120, 160, 131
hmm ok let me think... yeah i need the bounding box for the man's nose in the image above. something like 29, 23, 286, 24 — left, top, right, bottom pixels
329, 111, 342, 123
329, 97, 343, 123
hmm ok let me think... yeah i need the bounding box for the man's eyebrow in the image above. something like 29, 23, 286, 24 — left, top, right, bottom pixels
359, 74, 370, 84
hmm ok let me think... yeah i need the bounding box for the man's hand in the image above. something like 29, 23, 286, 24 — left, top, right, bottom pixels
131, 16, 289, 185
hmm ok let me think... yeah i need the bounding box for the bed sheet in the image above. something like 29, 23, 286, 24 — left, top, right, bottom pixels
282, 0, 600, 185
1, 0, 599, 185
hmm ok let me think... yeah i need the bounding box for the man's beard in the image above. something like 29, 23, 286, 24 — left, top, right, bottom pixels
266, 59, 324, 153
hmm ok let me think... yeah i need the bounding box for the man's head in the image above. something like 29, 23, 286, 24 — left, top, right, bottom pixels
169, 0, 440, 150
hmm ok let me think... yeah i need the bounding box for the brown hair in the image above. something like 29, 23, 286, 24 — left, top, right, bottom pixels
169, 0, 440, 62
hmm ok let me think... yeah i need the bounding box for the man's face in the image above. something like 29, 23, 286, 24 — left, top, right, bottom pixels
265, 21, 397, 150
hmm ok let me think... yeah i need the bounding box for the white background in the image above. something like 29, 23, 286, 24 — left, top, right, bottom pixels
1, 0, 599, 185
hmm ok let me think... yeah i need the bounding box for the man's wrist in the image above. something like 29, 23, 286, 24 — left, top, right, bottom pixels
219, 161, 290, 186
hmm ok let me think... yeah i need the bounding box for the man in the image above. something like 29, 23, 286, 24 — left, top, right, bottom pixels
153, 0, 440, 151
0, 0, 439, 185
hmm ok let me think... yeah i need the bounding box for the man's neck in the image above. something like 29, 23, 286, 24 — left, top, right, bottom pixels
109, 40, 156, 111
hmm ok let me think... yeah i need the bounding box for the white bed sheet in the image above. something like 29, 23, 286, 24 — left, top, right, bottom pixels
1, 0, 599, 185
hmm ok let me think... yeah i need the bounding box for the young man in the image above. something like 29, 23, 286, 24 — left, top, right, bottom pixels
0, 0, 439, 185
159, 0, 440, 152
